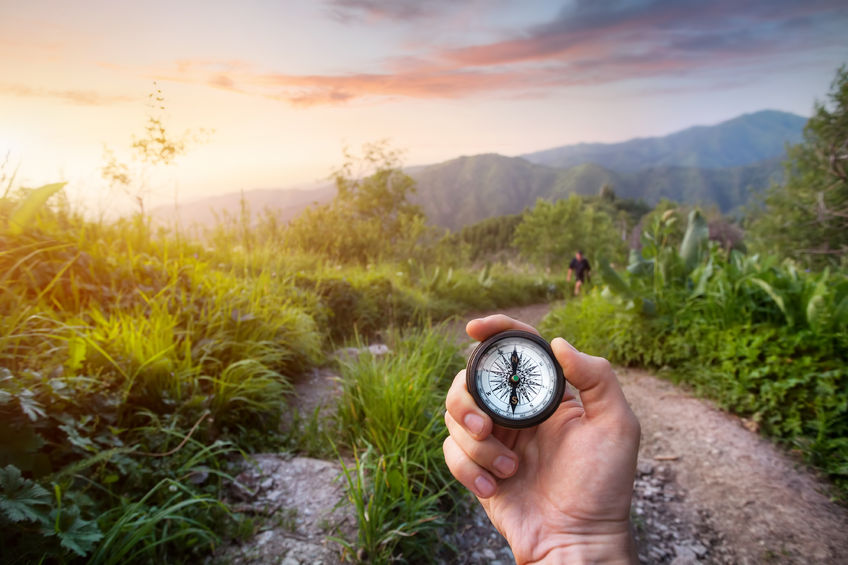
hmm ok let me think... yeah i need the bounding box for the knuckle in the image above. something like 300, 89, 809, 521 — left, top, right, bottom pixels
590, 355, 612, 373
613, 408, 641, 438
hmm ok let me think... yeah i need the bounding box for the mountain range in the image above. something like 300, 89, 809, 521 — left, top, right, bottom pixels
155, 110, 806, 231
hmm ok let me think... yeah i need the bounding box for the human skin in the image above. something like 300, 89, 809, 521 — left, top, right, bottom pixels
443, 315, 640, 564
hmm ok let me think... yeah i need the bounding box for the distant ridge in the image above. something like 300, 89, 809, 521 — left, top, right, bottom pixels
520, 110, 806, 171
154, 184, 335, 228
410, 155, 784, 229
154, 109, 805, 230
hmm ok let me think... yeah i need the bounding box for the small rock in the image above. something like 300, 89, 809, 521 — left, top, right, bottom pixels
367, 344, 390, 356
671, 543, 698, 564
482, 548, 497, 560
256, 530, 275, 546
637, 460, 654, 476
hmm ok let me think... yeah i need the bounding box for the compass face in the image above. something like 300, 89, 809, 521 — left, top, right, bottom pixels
466, 330, 565, 429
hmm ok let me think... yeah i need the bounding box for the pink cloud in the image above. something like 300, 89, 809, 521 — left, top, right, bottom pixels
0, 83, 132, 106
153, 0, 847, 106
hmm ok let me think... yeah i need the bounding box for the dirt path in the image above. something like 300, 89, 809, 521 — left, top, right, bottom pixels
489, 304, 848, 564
621, 368, 848, 564
221, 303, 848, 564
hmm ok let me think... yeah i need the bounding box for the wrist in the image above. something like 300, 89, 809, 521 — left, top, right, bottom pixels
524, 526, 636, 565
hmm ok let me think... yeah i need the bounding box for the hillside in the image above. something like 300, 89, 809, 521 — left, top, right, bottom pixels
155, 109, 803, 230
153, 184, 335, 228
411, 156, 783, 229
408, 154, 560, 230
521, 110, 805, 171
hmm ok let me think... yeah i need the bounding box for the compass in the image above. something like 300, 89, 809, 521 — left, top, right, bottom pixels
466, 330, 566, 429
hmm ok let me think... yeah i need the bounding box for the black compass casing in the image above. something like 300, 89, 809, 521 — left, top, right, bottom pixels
466, 329, 566, 429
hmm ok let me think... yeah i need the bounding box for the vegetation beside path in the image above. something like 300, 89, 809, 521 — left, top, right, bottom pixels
0, 180, 558, 563
2, 66, 846, 563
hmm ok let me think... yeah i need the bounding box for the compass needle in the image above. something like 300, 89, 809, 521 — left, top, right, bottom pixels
467, 330, 566, 429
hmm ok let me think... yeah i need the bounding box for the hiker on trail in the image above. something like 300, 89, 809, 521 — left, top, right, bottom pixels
566, 250, 591, 296
443, 314, 640, 564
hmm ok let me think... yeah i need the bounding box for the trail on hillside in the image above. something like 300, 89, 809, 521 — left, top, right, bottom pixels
471, 303, 848, 564
218, 303, 848, 565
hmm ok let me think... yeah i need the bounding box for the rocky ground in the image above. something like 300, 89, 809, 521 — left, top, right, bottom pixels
214, 304, 848, 564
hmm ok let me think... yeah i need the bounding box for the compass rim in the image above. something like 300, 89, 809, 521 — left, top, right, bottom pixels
466, 329, 565, 429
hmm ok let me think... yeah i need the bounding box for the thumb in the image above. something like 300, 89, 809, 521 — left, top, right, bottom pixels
551, 337, 630, 420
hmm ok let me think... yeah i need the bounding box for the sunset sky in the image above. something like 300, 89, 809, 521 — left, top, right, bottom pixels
2, 0, 847, 214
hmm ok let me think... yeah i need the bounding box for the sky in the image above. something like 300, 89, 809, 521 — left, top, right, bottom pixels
1, 0, 847, 215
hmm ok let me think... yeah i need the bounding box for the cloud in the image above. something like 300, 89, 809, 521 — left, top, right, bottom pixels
163, 0, 848, 106
440, 0, 846, 68
161, 60, 533, 106
325, 0, 457, 23
0, 83, 132, 106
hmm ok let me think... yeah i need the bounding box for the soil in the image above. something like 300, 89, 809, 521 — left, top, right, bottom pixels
215, 302, 848, 564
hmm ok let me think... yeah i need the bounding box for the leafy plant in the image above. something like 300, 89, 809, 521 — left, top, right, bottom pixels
543, 213, 848, 495
333, 328, 465, 561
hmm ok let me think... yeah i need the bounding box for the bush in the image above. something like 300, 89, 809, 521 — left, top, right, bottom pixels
542, 241, 848, 496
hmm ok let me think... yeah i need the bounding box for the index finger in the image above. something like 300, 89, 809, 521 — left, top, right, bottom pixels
466, 314, 539, 342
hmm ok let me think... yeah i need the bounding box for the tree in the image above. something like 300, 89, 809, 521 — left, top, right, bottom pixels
750, 65, 848, 267
512, 194, 627, 269
285, 142, 429, 264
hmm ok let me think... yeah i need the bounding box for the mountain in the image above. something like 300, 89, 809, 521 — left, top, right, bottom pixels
408, 154, 560, 229
410, 156, 784, 229
521, 110, 805, 171
154, 109, 804, 231
153, 184, 335, 228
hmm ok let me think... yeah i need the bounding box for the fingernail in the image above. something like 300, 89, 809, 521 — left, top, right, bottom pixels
553, 337, 577, 351
493, 455, 516, 476
464, 413, 484, 435
474, 475, 495, 497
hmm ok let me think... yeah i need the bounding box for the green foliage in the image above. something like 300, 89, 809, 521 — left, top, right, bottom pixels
87, 479, 224, 565
442, 212, 525, 262
335, 447, 448, 564
0, 174, 562, 561
294, 270, 424, 343
0, 464, 52, 523
333, 328, 465, 562
286, 142, 432, 265
513, 194, 628, 270
749, 66, 848, 267
0, 464, 103, 562
6, 183, 67, 235
543, 211, 848, 495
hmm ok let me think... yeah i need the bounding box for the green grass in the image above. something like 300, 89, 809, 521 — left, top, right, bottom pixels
0, 185, 559, 563
332, 327, 465, 562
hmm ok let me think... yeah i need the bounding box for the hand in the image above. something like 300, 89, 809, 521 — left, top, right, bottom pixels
443, 315, 640, 564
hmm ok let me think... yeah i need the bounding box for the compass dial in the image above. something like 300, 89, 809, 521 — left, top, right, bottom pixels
466, 330, 565, 429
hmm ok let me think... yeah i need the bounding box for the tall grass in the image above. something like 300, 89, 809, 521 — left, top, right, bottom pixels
333, 328, 465, 562
1, 185, 559, 562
